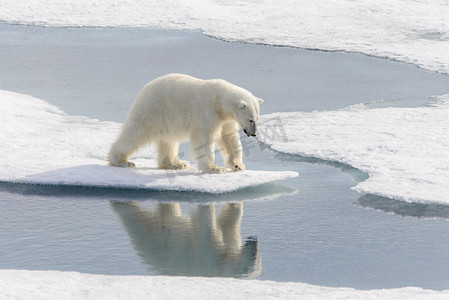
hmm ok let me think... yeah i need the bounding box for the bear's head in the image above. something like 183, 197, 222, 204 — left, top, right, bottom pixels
235, 96, 264, 137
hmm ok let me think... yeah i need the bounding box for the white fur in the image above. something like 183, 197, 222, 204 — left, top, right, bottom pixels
108, 74, 263, 173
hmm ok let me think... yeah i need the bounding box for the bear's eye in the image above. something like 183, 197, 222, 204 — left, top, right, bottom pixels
249, 120, 254, 123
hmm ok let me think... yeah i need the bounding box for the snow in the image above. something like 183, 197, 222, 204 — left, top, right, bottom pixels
1, 269, 448, 300
0, 0, 448, 74
0, 90, 297, 193
258, 94, 449, 205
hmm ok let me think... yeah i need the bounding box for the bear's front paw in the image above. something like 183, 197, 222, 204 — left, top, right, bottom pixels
229, 161, 246, 172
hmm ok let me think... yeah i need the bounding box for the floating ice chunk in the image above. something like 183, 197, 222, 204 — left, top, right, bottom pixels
1, 1, 449, 74
0, 90, 297, 193
1, 269, 449, 300
258, 95, 449, 204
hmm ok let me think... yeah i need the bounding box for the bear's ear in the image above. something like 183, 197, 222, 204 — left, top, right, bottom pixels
257, 98, 264, 104
238, 101, 247, 109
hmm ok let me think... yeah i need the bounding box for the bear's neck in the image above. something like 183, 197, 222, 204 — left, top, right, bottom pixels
215, 99, 236, 122
212, 80, 238, 122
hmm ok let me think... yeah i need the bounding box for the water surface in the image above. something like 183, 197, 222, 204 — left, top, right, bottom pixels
1, 24, 449, 290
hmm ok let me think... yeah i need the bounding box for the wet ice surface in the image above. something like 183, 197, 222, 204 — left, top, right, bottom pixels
1, 24, 449, 290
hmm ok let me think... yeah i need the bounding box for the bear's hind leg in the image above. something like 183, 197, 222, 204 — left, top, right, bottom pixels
190, 133, 226, 174
157, 141, 189, 170
108, 124, 151, 168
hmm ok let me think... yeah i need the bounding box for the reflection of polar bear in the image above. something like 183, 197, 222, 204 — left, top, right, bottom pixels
111, 201, 261, 278
108, 74, 263, 173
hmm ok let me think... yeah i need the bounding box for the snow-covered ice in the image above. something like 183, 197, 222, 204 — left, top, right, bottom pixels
0, 90, 297, 193
1, 269, 449, 300
258, 94, 449, 205
0, 0, 448, 74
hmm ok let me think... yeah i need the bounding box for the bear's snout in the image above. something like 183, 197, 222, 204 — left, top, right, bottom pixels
243, 123, 257, 137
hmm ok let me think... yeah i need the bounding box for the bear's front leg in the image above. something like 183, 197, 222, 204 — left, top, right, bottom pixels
190, 133, 226, 174
218, 122, 246, 172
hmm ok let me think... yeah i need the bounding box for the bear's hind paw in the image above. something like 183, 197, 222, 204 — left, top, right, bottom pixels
203, 165, 227, 174
169, 160, 190, 170
111, 161, 136, 168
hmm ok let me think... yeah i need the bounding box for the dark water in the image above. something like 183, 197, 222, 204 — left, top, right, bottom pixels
1, 23, 449, 290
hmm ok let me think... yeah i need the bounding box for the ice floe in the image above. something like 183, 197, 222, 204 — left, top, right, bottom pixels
1, 269, 448, 300
1, 1, 449, 74
258, 94, 449, 204
0, 90, 297, 193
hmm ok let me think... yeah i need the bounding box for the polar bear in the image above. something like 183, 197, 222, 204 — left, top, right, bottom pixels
108, 74, 263, 173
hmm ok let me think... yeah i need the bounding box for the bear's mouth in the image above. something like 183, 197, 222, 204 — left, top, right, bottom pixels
243, 129, 256, 137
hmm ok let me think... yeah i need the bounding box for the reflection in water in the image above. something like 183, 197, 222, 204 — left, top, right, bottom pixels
111, 201, 261, 278
355, 194, 449, 219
